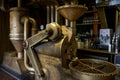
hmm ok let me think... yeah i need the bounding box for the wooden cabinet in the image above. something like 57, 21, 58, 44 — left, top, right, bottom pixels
76, 6, 101, 42
76, 6, 101, 50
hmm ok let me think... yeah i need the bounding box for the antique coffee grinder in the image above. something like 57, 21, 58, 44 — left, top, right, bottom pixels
1, 0, 118, 80
0, 1, 87, 79
21, 2, 88, 80
2, 1, 88, 80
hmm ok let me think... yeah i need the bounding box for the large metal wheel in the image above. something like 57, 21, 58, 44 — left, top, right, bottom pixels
69, 58, 118, 80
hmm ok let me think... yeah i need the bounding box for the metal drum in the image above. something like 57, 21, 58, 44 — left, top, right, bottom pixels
9, 7, 28, 58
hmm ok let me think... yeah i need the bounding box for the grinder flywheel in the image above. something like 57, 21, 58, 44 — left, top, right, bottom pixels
69, 58, 118, 80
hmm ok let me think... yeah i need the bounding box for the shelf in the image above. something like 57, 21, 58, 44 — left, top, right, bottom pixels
84, 10, 97, 14
76, 6, 100, 42
76, 23, 101, 26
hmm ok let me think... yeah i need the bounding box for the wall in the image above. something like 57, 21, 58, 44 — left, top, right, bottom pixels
0, 10, 14, 63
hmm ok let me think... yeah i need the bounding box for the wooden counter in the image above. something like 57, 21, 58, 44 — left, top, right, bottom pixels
78, 48, 119, 55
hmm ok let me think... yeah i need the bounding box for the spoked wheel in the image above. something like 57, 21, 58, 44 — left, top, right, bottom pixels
69, 58, 118, 80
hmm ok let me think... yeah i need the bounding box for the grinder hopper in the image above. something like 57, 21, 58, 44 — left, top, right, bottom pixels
57, 4, 88, 21
57, 4, 88, 35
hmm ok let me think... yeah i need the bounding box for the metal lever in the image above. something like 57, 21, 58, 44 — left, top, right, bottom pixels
24, 30, 48, 79
24, 22, 62, 79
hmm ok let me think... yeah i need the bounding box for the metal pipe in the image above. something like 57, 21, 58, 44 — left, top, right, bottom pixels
24, 17, 36, 71
70, 21, 76, 36
55, 5, 58, 23
24, 17, 29, 39
18, 0, 21, 8
29, 17, 38, 36
51, 5, 54, 22
24, 49, 35, 71
65, 19, 69, 26
47, 5, 50, 24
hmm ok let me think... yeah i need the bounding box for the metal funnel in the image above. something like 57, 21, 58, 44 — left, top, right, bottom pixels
9, 7, 28, 59
57, 5, 88, 21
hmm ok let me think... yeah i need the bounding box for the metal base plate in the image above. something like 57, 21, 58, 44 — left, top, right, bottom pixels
1, 51, 33, 80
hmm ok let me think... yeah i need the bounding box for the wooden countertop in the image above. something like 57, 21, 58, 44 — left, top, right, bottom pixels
78, 48, 120, 55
